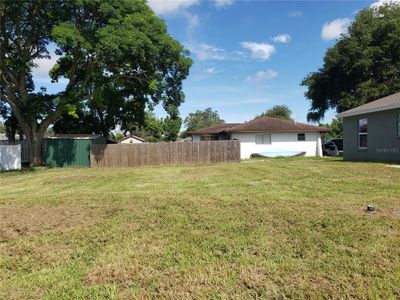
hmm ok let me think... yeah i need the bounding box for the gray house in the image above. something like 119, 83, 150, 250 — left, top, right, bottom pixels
337, 92, 400, 162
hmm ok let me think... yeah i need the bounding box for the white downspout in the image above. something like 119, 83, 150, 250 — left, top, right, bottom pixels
316, 134, 323, 157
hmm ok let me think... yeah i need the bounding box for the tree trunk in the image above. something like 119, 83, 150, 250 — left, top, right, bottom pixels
25, 129, 45, 166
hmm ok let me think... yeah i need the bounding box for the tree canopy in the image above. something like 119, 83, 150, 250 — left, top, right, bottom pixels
0, 0, 192, 165
181, 108, 224, 137
257, 105, 293, 121
124, 112, 182, 143
302, 3, 400, 121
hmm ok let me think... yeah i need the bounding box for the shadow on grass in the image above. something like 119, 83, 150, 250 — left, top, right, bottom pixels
322, 157, 400, 164
0, 167, 36, 175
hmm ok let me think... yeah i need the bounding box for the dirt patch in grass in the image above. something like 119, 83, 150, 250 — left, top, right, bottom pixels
84, 264, 136, 286
0, 206, 104, 240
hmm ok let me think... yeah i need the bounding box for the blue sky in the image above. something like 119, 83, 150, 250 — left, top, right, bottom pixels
32, 0, 393, 127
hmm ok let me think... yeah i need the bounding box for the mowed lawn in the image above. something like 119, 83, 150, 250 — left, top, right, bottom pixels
0, 158, 399, 299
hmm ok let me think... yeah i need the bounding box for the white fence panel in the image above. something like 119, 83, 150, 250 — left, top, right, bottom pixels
0, 145, 21, 170
0, 140, 29, 162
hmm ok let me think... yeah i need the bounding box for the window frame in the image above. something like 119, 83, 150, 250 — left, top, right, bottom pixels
358, 118, 368, 150
297, 133, 306, 141
255, 134, 271, 145
200, 135, 219, 141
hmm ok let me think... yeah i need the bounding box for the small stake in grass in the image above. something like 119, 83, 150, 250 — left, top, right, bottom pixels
366, 205, 376, 212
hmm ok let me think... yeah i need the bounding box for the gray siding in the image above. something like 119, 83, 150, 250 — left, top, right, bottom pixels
343, 108, 400, 162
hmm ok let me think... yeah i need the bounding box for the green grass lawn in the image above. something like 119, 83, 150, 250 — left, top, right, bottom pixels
1, 158, 399, 299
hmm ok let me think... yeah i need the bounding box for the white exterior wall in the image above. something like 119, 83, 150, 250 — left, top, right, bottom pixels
0, 145, 21, 170
120, 137, 144, 144
231, 132, 321, 159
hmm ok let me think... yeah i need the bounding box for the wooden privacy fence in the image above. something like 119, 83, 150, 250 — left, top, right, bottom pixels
90, 140, 240, 167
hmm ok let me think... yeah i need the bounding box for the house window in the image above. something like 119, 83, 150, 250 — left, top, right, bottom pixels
255, 134, 271, 144
200, 135, 219, 141
398, 114, 400, 137
297, 133, 306, 141
358, 118, 368, 149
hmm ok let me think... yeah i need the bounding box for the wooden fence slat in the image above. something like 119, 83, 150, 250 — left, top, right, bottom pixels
90, 140, 240, 168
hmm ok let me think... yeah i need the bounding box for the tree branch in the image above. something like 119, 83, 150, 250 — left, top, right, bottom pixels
39, 107, 64, 133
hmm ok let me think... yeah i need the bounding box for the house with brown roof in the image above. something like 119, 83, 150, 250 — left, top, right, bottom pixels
190, 117, 330, 159
337, 92, 400, 162
119, 135, 147, 144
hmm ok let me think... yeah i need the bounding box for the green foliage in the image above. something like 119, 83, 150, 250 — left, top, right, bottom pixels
0, 122, 5, 134
50, 0, 192, 136
321, 118, 343, 139
4, 115, 23, 141
182, 108, 224, 137
257, 105, 293, 121
0, 0, 192, 164
163, 115, 182, 142
128, 112, 164, 143
126, 111, 182, 142
113, 132, 125, 143
302, 3, 400, 121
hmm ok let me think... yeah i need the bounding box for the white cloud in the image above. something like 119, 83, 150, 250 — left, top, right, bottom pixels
272, 34, 291, 43
147, 0, 235, 31
321, 18, 351, 41
147, 0, 200, 30
188, 43, 226, 60
241, 42, 276, 61
214, 0, 234, 8
288, 10, 303, 17
147, 0, 234, 14
205, 67, 217, 74
147, 0, 199, 14
246, 70, 278, 83
192, 67, 219, 80
182, 10, 199, 29
370, 0, 400, 8
187, 42, 245, 61
32, 55, 67, 84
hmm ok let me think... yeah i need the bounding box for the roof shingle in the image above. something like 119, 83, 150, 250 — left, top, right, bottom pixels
337, 92, 400, 118
189, 123, 241, 135
189, 117, 329, 135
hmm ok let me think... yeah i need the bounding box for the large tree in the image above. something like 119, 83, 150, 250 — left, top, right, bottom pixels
302, 3, 400, 122
0, 0, 192, 165
181, 108, 224, 137
257, 105, 293, 121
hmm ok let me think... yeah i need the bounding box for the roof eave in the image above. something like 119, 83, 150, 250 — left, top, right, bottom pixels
337, 103, 400, 118
227, 128, 330, 133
